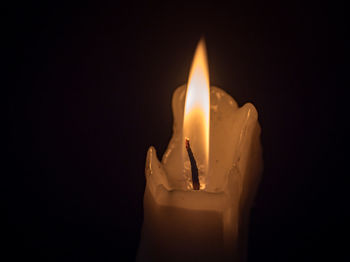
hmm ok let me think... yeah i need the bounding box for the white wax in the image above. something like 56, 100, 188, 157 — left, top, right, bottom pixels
137, 85, 263, 262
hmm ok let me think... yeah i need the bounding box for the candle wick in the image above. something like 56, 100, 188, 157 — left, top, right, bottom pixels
185, 138, 200, 190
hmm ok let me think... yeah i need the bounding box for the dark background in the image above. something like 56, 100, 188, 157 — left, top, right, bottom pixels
6, 1, 346, 261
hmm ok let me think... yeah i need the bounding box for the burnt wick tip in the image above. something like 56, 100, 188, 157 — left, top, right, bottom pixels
185, 137, 190, 149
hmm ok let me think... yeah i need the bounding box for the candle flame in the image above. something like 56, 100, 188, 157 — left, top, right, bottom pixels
183, 38, 210, 178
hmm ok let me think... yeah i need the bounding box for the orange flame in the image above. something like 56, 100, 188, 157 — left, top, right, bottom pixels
183, 38, 210, 177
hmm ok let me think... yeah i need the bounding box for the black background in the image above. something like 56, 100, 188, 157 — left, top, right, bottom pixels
6, 1, 346, 261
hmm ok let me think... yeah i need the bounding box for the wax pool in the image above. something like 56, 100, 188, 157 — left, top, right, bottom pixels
137, 85, 263, 262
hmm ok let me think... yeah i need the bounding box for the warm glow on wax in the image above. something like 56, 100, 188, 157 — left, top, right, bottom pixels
183, 39, 210, 176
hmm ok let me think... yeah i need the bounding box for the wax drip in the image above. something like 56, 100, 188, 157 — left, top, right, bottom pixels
185, 138, 200, 190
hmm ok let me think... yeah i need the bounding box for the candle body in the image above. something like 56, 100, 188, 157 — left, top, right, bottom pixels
137, 86, 262, 262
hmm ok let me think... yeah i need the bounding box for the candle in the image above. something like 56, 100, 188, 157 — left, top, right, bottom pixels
137, 39, 263, 262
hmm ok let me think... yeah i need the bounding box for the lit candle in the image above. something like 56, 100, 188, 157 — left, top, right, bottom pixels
137, 39, 263, 262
